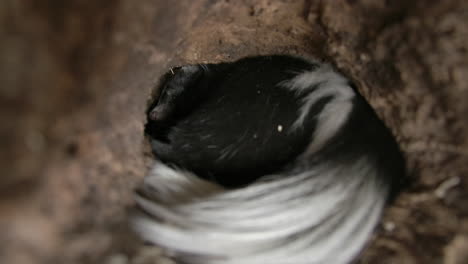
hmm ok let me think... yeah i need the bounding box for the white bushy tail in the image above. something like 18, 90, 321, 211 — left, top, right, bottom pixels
133, 156, 388, 264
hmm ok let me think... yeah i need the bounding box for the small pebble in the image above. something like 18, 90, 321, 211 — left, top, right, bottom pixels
435, 177, 460, 199
383, 221, 396, 232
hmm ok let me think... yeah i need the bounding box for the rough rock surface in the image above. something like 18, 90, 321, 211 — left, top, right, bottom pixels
1, 0, 467, 263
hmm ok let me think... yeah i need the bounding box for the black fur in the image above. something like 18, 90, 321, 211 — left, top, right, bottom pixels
146, 56, 325, 187
145, 55, 405, 192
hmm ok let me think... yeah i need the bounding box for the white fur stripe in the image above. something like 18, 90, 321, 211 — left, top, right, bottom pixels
133, 159, 388, 264
281, 63, 355, 153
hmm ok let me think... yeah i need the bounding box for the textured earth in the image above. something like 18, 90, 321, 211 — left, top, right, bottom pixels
1, 1, 467, 263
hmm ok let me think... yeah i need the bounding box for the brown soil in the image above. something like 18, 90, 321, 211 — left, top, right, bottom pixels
1, 1, 467, 263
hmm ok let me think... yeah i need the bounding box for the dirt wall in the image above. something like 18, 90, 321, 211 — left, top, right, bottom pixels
1, 1, 467, 263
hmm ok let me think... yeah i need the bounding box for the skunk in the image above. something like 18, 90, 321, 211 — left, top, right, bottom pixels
133, 55, 405, 264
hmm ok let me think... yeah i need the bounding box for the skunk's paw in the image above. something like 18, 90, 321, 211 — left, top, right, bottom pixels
149, 138, 176, 162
